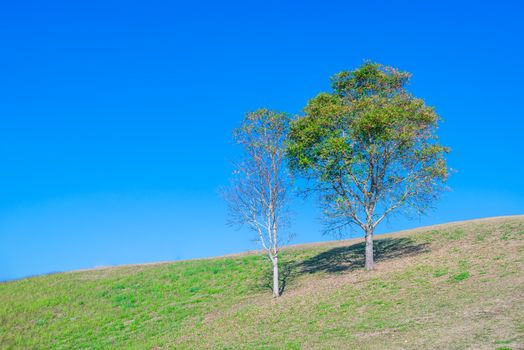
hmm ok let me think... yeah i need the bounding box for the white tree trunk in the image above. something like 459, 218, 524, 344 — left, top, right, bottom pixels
365, 230, 374, 271
272, 256, 280, 297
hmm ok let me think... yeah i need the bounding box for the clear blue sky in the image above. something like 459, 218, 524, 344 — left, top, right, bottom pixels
1, 0, 523, 281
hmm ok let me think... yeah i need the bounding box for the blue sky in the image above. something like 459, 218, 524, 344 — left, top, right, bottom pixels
1, 0, 523, 281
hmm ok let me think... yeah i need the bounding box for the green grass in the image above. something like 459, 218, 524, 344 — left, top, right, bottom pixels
450, 271, 470, 282
1, 216, 523, 349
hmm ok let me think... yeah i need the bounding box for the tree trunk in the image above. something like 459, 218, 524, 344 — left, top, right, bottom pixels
272, 256, 280, 297
365, 229, 374, 271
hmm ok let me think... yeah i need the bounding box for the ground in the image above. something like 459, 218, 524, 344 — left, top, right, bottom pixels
1, 216, 523, 349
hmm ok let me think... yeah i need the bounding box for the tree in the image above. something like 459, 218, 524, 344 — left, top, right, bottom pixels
224, 109, 290, 297
287, 62, 450, 270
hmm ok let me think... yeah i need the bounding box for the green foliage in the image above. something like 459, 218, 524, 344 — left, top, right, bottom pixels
287, 61, 450, 233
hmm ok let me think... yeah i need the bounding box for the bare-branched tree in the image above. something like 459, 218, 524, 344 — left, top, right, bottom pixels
224, 109, 290, 297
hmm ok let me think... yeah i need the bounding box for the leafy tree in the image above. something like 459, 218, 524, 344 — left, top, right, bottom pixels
224, 109, 291, 297
287, 62, 450, 270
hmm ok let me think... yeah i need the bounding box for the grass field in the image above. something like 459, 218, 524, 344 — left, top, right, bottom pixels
1, 216, 523, 349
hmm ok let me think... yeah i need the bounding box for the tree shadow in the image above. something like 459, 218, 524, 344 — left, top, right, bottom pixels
261, 237, 428, 296
298, 237, 429, 274
278, 260, 295, 295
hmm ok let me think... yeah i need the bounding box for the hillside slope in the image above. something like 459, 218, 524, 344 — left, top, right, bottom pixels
1, 216, 523, 349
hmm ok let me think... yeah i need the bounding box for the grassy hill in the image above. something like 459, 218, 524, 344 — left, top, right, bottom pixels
1, 216, 523, 349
